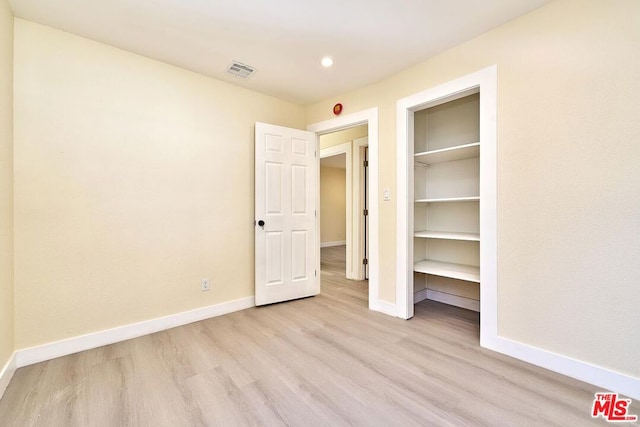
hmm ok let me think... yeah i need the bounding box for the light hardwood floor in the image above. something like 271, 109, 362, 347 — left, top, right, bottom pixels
0, 246, 621, 426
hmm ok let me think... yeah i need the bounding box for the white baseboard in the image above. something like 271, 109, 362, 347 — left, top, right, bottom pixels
415, 288, 639, 401
414, 288, 428, 303
0, 352, 17, 400
488, 336, 640, 400
15, 296, 255, 368
320, 240, 346, 248
416, 289, 639, 400
426, 289, 480, 312
370, 299, 397, 317
10, 292, 638, 403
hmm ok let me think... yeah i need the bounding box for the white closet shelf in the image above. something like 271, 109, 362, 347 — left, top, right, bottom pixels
414, 231, 480, 241
414, 196, 479, 203
413, 260, 480, 283
415, 142, 479, 165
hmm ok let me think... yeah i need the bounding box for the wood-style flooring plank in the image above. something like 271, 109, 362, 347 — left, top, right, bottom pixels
0, 245, 626, 426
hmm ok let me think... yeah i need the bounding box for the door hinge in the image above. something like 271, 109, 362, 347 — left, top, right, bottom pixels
315, 270, 317, 277
363, 160, 369, 168
315, 210, 317, 218
363, 209, 368, 216
363, 258, 368, 265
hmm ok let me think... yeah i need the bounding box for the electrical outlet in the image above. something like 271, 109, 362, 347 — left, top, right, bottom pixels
201, 278, 210, 291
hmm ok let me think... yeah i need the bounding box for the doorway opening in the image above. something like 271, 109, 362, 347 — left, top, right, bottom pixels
318, 126, 368, 280
308, 108, 383, 314
320, 152, 347, 275
318, 126, 369, 305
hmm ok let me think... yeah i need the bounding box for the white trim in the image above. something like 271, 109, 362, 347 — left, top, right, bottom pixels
320, 142, 353, 278
478, 67, 498, 348
425, 289, 480, 312
320, 142, 351, 158
352, 137, 369, 281
370, 299, 397, 317
490, 337, 640, 400
320, 240, 346, 248
396, 95, 412, 319
0, 352, 17, 400
320, 137, 368, 281
308, 108, 380, 314
396, 65, 498, 347
16, 296, 254, 368
413, 288, 428, 303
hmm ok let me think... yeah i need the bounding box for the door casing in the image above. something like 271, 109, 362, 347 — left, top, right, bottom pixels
396, 66, 497, 346
308, 108, 389, 315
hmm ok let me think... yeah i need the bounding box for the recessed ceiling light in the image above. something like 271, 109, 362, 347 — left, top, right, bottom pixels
321, 57, 334, 68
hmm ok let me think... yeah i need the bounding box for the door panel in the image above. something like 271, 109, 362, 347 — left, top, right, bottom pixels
291, 230, 308, 280
265, 232, 283, 285
255, 122, 318, 306
292, 165, 307, 214
265, 163, 283, 214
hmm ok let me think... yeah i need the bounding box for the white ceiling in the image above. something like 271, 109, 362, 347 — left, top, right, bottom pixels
9, 0, 550, 104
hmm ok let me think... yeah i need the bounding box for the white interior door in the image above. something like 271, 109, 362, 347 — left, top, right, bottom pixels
255, 122, 318, 306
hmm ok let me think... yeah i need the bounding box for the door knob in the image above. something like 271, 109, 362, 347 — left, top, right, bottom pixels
258, 220, 265, 229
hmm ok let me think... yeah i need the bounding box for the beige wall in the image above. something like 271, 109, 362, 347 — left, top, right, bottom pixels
8, 0, 639, 384
0, 0, 14, 368
319, 124, 367, 150
13, 20, 305, 349
320, 166, 346, 244
306, 0, 640, 378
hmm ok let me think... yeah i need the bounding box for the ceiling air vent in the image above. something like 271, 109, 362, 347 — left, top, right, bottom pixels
226, 61, 256, 79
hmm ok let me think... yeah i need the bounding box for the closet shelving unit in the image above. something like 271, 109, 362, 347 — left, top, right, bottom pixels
412, 93, 481, 308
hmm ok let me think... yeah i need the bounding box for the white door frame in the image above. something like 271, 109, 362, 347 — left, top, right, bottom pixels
396, 66, 497, 348
308, 108, 383, 313
320, 138, 369, 281
352, 137, 369, 281
320, 142, 354, 278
